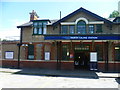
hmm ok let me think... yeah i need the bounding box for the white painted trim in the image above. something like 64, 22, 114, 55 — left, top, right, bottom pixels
61, 22, 75, 25
89, 21, 104, 24
60, 21, 104, 25
75, 17, 89, 24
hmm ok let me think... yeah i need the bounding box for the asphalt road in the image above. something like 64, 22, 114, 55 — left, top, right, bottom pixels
0, 72, 119, 88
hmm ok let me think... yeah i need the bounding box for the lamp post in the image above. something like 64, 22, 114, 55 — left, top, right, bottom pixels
17, 28, 23, 69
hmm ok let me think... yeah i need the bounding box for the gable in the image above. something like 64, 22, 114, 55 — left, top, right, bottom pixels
52, 7, 112, 26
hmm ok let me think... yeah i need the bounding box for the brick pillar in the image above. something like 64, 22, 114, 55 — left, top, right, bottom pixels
41, 44, 45, 60
34, 44, 37, 60
25, 46, 28, 59
70, 41, 74, 60
92, 40, 95, 51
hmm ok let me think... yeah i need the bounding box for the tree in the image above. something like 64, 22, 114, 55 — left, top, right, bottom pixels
2, 39, 8, 41
109, 10, 120, 18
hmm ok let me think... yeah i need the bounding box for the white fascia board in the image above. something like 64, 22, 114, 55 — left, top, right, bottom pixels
61, 22, 75, 25
61, 21, 104, 25
89, 21, 104, 24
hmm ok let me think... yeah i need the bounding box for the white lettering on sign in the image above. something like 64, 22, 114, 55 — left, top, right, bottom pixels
88, 36, 98, 39
70, 36, 98, 40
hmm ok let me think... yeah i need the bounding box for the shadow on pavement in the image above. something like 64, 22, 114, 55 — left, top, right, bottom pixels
13, 68, 99, 79
115, 77, 120, 84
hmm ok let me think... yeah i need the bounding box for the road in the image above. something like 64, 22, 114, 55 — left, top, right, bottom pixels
0, 72, 119, 88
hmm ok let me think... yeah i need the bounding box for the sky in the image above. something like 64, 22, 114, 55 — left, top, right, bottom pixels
0, 0, 120, 40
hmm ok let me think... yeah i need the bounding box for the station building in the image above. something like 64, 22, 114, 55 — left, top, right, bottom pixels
1, 8, 120, 71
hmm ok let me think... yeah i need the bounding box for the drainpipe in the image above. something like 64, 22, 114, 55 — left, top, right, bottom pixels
17, 28, 23, 69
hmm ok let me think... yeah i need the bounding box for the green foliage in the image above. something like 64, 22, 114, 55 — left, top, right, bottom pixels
2, 39, 8, 41
109, 10, 120, 18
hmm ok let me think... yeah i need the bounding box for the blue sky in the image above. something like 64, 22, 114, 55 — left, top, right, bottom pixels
0, 0, 119, 40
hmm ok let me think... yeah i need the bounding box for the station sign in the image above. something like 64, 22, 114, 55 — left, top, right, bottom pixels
45, 35, 120, 40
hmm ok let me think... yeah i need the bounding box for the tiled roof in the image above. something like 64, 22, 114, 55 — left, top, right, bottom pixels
107, 18, 115, 22
48, 19, 59, 25
17, 22, 33, 28
17, 19, 59, 28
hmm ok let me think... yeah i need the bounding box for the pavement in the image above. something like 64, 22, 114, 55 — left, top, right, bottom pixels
0, 67, 119, 78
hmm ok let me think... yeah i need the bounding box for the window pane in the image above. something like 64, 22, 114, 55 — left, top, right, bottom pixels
38, 28, 42, 34
43, 22, 47, 26
69, 26, 75, 34
115, 46, 120, 61
96, 24, 102, 33
89, 25, 94, 34
77, 21, 86, 34
61, 26, 68, 34
34, 22, 38, 26
43, 27, 46, 34
38, 22, 42, 26
34, 28, 37, 34
43, 22, 47, 34
62, 44, 69, 60
95, 44, 103, 61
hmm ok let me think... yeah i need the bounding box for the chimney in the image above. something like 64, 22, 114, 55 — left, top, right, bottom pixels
29, 10, 39, 21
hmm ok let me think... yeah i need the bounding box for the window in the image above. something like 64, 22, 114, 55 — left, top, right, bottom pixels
96, 24, 102, 33
43, 22, 47, 34
33, 21, 47, 35
38, 27, 42, 34
28, 44, 34, 60
33, 27, 37, 34
115, 46, 120, 61
95, 44, 103, 61
62, 44, 69, 60
89, 25, 94, 34
61, 25, 68, 34
69, 25, 75, 34
77, 21, 86, 34
34, 22, 38, 26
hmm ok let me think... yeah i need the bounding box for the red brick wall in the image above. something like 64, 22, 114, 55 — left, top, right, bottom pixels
98, 62, 120, 72
61, 62, 74, 70
1, 60, 120, 71
1, 60, 18, 68
1, 60, 74, 70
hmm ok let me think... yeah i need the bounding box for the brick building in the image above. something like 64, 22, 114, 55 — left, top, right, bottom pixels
1, 8, 120, 71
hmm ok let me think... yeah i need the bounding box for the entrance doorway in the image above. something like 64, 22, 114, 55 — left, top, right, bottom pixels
74, 52, 90, 70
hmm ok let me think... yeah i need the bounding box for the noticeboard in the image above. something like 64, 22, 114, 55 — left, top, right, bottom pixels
5, 51, 14, 59
90, 52, 97, 62
45, 52, 50, 60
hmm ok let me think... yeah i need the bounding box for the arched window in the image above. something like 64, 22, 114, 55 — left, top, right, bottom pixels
77, 20, 86, 34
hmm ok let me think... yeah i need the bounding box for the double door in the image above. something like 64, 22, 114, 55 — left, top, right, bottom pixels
74, 52, 89, 69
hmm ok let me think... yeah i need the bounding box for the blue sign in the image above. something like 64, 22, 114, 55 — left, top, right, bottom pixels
44, 35, 120, 40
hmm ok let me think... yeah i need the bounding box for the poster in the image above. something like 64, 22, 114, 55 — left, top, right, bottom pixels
90, 52, 97, 62
45, 52, 50, 60
5, 51, 14, 59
